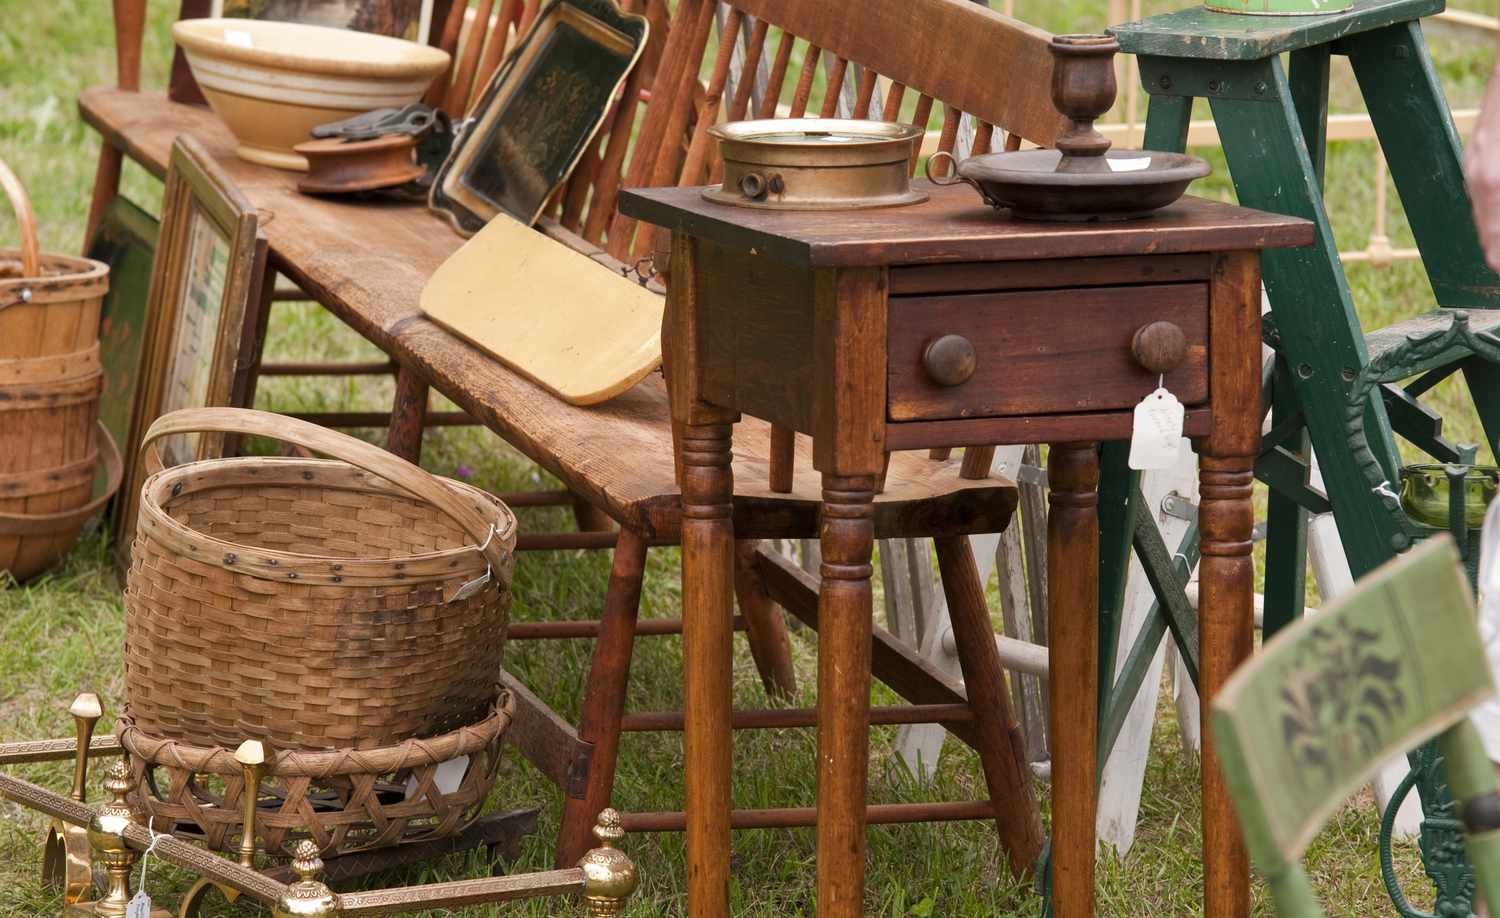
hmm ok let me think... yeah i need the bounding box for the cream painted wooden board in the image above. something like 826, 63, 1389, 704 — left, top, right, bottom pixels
420, 216, 663, 406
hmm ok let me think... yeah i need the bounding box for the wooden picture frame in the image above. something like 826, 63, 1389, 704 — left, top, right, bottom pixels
112, 137, 266, 571
429, 0, 648, 235
210, 0, 435, 44
89, 196, 160, 461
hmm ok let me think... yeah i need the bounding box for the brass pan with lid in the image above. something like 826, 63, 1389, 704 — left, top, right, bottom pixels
704, 118, 927, 211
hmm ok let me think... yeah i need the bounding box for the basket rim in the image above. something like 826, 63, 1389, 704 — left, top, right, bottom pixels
0, 247, 109, 287
117, 692, 514, 777
137, 456, 517, 586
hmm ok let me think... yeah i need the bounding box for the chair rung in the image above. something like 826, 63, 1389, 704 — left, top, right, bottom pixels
509, 616, 746, 640
492, 489, 575, 507
516, 531, 622, 550
620, 703, 974, 732
620, 800, 995, 832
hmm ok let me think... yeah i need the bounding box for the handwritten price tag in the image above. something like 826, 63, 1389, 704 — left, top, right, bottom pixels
127, 891, 154, 918
1128, 387, 1187, 470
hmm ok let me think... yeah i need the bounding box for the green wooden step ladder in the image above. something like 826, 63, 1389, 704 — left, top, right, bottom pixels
1103, 1, 1500, 913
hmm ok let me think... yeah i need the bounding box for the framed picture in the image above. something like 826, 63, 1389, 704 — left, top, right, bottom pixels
89, 196, 160, 460
210, 0, 436, 44
429, 0, 648, 235
112, 137, 266, 571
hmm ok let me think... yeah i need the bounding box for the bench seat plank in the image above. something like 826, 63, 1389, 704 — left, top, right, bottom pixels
80, 86, 1018, 540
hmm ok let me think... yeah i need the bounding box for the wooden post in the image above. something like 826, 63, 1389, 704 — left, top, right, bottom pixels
679, 421, 736, 918
733, 540, 797, 700
1047, 442, 1099, 917
386, 364, 429, 463
557, 528, 650, 866
933, 535, 1044, 875
1199, 251, 1261, 917
816, 472, 877, 917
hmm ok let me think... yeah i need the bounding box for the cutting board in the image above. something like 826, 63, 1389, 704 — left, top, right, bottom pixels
421, 216, 663, 405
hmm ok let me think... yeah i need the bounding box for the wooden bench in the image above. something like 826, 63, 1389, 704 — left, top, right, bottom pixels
84, 0, 1067, 877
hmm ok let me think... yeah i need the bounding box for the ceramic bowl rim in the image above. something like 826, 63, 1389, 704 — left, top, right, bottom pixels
172, 18, 450, 80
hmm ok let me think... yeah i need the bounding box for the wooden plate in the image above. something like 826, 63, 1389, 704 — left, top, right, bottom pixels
420, 216, 662, 405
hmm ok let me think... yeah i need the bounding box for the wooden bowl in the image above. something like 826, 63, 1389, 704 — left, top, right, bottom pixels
172, 19, 449, 172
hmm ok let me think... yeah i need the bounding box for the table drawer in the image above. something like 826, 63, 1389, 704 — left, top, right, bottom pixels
887, 283, 1209, 422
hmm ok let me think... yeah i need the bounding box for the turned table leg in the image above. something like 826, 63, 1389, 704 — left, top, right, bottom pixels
816, 472, 877, 917
1047, 442, 1100, 918
1200, 249, 1261, 917
680, 420, 736, 918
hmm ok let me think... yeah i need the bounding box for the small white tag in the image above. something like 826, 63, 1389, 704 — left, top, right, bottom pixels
225, 29, 254, 48
1108, 156, 1153, 173
1129, 387, 1186, 470
406, 755, 469, 798
450, 569, 491, 602
126, 891, 153, 918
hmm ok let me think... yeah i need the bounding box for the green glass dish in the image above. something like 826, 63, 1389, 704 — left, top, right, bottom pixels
1399, 464, 1500, 529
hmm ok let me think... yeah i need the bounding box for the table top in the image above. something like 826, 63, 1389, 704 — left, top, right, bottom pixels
619, 182, 1313, 268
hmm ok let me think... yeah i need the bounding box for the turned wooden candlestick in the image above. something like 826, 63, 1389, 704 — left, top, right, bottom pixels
1050, 34, 1120, 172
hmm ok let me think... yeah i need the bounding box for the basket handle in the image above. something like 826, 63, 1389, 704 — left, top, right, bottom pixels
141, 408, 511, 576
0, 158, 41, 280
0, 422, 123, 536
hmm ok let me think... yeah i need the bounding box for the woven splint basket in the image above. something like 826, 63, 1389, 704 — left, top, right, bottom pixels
122, 408, 517, 855
0, 158, 120, 581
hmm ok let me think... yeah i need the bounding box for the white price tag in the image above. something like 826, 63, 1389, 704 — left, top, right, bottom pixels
126, 891, 153, 918
1128, 387, 1186, 470
1108, 156, 1153, 173
225, 29, 254, 48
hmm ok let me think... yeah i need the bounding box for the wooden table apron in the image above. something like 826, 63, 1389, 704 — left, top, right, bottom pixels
623, 181, 1310, 918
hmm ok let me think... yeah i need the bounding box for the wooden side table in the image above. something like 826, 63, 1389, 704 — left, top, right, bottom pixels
620, 181, 1311, 916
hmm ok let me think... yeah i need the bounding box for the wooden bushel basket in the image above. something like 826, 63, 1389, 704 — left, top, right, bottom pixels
121, 408, 517, 856
0, 159, 121, 581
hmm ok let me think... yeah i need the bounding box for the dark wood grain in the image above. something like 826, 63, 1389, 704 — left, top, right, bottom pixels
386, 364, 429, 463
933, 536, 1044, 876
885, 406, 1214, 450
888, 253, 1214, 295
1199, 251, 1262, 917
1047, 442, 1100, 918
815, 472, 877, 917
556, 528, 648, 866
619, 182, 1314, 268
888, 283, 1208, 421
733, 540, 797, 700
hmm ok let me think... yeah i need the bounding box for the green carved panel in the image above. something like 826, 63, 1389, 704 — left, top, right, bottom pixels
1212, 537, 1493, 871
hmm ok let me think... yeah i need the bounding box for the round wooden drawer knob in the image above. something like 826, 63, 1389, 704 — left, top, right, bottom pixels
1131, 321, 1188, 375
923, 334, 977, 387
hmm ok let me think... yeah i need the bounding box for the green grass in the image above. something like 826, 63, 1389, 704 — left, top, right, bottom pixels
2, 0, 1498, 914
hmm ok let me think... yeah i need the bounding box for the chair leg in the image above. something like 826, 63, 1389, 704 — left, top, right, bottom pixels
734, 540, 798, 701
572, 496, 619, 534
932, 534, 1045, 877
386, 364, 428, 463
555, 527, 649, 866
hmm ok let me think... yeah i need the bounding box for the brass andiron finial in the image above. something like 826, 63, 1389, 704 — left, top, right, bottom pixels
234, 740, 267, 869
73, 759, 140, 918
45, 693, 103, 903
578, 809, 639, 917
69, 693, 103, 803
274, 840, 341, 917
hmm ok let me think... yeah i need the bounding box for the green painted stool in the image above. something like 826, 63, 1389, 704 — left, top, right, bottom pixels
1211, 536, 1500, 916
1105, 1, 1500, 913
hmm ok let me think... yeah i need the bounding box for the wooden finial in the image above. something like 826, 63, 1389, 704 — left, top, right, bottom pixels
579, 809, 639, 916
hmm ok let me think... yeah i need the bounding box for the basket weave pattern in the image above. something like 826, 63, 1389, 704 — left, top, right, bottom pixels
119, 697, 513, 856
124, 459, 513, 752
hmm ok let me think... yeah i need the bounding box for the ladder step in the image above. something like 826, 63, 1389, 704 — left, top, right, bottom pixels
1364, 308, 1500, 377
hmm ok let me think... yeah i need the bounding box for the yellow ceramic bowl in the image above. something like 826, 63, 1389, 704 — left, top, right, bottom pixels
172, 19, 450, 171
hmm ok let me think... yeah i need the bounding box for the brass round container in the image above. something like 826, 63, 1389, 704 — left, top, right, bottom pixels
704, 118, 928, 211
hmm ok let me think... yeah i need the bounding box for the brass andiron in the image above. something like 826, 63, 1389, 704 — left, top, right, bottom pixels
44, 693, 102, 904
274, 840, 340, 917
67, 757, 168, 917
234, 740, 267, 869
579, 809, 639, 917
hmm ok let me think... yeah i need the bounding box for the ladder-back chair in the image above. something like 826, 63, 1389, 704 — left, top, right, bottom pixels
1212, 536, 1500, 916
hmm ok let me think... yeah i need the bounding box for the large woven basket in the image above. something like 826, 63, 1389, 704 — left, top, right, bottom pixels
0, 158, 120, 581
124, 408, 517, 753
